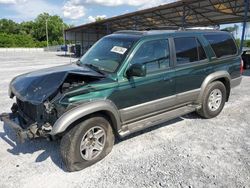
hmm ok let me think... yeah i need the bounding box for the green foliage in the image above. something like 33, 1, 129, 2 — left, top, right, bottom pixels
235, 39, 250, 48
0, 33, 47, 47
32, 13, 66, 43
0, 19, 20, 34
0, 13, 70, 48
95, 17, 105, 22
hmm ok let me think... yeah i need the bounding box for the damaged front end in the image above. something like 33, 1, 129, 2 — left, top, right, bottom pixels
1, 64, 105, 143
0, 113, 33, 143
1, 101, 55, 143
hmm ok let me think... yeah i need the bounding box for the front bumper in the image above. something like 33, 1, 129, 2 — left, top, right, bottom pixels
0, 113, 39, 143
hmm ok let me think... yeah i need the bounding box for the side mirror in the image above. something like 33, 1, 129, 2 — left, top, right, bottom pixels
126, 64, 146, 78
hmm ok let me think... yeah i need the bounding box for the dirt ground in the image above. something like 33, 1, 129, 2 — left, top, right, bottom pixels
0, 52, 249, 188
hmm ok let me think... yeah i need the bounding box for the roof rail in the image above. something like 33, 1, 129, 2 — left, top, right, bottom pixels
144, 26, 220, 31
185, 26, 220, 30
114, 30, 146, 35
145, 26, 180, 31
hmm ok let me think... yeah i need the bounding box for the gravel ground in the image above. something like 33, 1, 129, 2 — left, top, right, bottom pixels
0, 52, 250, 188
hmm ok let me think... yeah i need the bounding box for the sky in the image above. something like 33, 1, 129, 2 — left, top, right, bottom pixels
0, 0, 176, 25
0, 0, 248, 39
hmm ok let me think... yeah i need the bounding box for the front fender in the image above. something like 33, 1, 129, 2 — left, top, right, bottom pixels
50, 100, 121, 136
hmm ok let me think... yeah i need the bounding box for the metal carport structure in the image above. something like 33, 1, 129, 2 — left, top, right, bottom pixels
65, 0, 250, 55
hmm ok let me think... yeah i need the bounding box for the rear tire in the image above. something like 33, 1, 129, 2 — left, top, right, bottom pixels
197, 81, 226, 119
60, 115, 114, 172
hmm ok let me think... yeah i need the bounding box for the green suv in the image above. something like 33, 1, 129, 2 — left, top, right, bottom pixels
0, 30, 242, 171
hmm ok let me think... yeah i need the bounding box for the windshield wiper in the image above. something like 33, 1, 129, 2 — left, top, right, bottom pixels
85, 64, 105, 75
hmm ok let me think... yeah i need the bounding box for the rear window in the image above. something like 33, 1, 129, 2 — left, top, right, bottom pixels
174, 37, 207, 65
204, 33, 237, 58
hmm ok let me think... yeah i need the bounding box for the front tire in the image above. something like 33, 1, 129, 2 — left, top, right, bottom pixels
60, 115, 114, 172
197, 81, 227, 119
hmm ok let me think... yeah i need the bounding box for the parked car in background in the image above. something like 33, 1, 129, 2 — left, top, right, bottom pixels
242, 47, 250, 69
1, 30, 242, 172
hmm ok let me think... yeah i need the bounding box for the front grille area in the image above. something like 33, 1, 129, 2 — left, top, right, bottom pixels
16, 98, 59, 128
17, 99, 40, 121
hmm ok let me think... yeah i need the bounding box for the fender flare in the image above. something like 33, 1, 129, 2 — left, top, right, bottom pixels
197, 71, 231, 103
50, 100, 122, 136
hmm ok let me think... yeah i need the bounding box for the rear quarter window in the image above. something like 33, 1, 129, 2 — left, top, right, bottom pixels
174, 37, 207, 65
204, 33, 237, 58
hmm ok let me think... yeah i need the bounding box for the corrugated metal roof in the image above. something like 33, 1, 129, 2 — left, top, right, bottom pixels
66, 0, 249, 33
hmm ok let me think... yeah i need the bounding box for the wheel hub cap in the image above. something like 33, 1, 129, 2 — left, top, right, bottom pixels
80, 126, 106, 161
208, 89, 222, 111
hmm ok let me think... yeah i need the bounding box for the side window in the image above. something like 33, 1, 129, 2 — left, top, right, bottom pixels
198, 40, 207, 61
204, 33, 237, 58
174, 37, 207, 65
130, 39, 170, 74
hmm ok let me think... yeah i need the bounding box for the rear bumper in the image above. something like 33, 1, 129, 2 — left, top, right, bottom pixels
231, 76, 242, 88
0, 113, 29, 143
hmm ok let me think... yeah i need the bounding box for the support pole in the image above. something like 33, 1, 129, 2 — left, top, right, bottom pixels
46, 19, 49, 48
74, 32, 76, 45
182, 5, 186, 30
106, 23, 110, 34
62, 24, 66, 56
240, 0, 249, 52
134, 16, 138, 30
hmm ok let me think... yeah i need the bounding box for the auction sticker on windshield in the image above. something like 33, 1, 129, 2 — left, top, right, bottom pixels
111, 46, 127, 55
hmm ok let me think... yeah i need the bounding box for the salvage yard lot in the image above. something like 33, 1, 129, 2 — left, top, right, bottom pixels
0, 52, 250, 188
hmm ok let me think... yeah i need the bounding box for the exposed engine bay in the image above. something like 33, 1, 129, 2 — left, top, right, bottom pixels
6, 64, 105, 142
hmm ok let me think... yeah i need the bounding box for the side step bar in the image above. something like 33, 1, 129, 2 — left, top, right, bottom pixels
118, 105, 200, 137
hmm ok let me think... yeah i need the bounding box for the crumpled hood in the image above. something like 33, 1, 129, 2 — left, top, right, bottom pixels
10, 64, 104, 105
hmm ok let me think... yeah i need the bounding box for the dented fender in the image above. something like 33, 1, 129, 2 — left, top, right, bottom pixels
50, 100, 122, 136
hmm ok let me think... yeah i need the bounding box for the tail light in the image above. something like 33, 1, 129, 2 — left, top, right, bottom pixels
240, 59, 244, 74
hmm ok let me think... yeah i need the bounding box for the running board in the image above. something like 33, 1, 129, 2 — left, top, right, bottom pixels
118, 105, 200, 137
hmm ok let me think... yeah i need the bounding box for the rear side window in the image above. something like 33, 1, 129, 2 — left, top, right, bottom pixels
204, 33, 237, 58
174, 37, 207, 65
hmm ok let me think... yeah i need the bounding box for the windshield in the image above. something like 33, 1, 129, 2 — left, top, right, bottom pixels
80, 36, 138, 73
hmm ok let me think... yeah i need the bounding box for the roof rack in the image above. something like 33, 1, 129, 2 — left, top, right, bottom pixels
144, 26, 220, 31
185, 26, 220, 30
114, 30, 146, 35
114, 27, 223, 36
145, 26, 180, 31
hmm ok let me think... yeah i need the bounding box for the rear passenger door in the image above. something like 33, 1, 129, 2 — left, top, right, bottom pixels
173, 36, 210, 105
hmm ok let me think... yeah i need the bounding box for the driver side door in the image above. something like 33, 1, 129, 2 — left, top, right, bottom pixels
110, 38, 176, 123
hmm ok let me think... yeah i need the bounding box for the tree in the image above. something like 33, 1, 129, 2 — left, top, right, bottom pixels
32, 13, 67, 45
0, 13, 70, 47
0, 19, 20, 34
33, 13, 63, 43
19, 21, 35, 35
95, 16, 106, 22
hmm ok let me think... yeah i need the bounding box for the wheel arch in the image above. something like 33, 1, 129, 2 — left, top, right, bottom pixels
197, 71, 231, 103
50, 100, 122, 137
